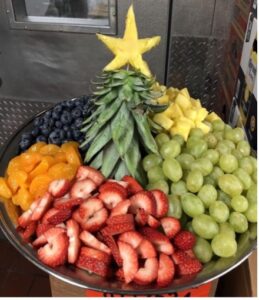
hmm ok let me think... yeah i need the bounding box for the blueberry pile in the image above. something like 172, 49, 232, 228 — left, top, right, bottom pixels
19, 96, 93, 152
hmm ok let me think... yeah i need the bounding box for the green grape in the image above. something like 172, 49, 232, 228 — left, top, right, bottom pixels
191, 158, 213, 176
181, 193, 205, 217
203, 149, 219, 165
209, 201, 229, 223
211, 233, 237, 257
232, 127, 245, 143
219, 154, 238, 173
204, 133, 218, 149
224, 140, 235, 150
252, 170, 257, 183
192, 214, 219, 239
248, 223, 257, 240
146, 180, 169, 194
246, 183, 257, 203
155, 133, 170, 148
162, 158, 183, 182
176, 153, 195, 170
203, 120, 213, 130
224, 124, 232, 131
229, 212, 248, 233
232, 148, 244, 160
193, 237, 213, 263
204, 175, 217, 187
210, 166, 224, 182
224, 128, 235, 141
231, 195, 248, 212
186, 170, 203, 193
168, 195, 182, 219
218, 174, 243, 197
212, 119, 225, 131
217, 190, 232, 208
171, 180, 187, 196
237, 140, 250, 157
249, 156, 257, 171
233, 168, 252, 190
172, 134, 185, 146
160, 140, 181, 159
182, 169, 189, 182
214, 131, 224, 141
147, 166, 166, 183
219, 222, 236, 239
237, 231, 250, 253
186, 137, 208, 158
198, 184, 217, 208
216, 140, 231, 155
142, 154, 162, 171
185, 221, 195, 233
239, 157, 254, 175
190, 128, 204, 138
245, 203, 257, 223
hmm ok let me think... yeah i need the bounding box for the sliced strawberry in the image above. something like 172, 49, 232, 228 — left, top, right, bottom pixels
33, 227, 66, 247
79, 198, 103, 219
30, 192, 53, 221
161, 217, 181, 239
48, 179, 71, 198
101, 233, 122, 266
107, 179, 129, 189
76, 166, 105, 186
115, 268, 125, 281
99, 182, 128, 198
20, 221, 37, 240
174, 231, 196, 250
79, 246, 111, 264
150, 190, 168, 218
98, 188, 125, 209
54, 197, 83, 210
107, 214, 134, 226
139, 227, 174, 255
36, 223, 54, 237
118, 241, 138, 284
42, 208, 59, 224
67, 219, 80, 264
172, 250, 193, 265
135, 208, 148, 226
147, 215, 160, 229
110, 199, 131, 217
130, 191, 156, 216
33, 234, 48, 247
157, 254, 175, 287
137, 239, 157, 259
18, 209, 34, 228
134, 257, 158, 285
47, 208, 71, 225
70, 179, 96, 200
185, 249, 195, 258
103, 222, 135, 236
177, 258, 202, 276
80, 230, 111, 254
118, 231, 143, 249
122, 176, 143, 195
37, 229, 68, 267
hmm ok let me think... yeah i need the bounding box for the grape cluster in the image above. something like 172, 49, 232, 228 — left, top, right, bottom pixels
19, 96, 93, 152
143, 119, 257, 262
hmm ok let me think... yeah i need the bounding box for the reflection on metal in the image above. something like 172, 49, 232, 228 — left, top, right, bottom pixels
5, 0, 116, 34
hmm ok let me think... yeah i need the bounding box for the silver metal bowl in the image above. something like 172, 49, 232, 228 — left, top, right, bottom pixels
0, 111, 257, 295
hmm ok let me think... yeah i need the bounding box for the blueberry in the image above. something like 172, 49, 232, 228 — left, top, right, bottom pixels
21, 132, 33, 141
48, 119, 55, 128
71, 107, 82, 119
19, 139, 31, 151
48, 129, 65, 145
82, 103, 93, 116
40, 124, 51, 137
74, 118, 83, 128
70, 123, 77, 130
55, 121, 62, 129
53, 104, 63, 113
66, 130, 73, 139
63, 125, 70, 132
82, 95, 90, 103
65, 100, 75, 109
33, 117, 43, 127
31, 127, 40, 137
36, 135, 47, 142
44, 110, 52, 118
72, 129, 82, 140
61, 111, 72, 125
52, 110, 61, 120
74, 99, 83, 107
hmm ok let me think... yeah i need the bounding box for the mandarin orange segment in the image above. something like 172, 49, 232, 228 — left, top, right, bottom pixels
27, 142, 47, 153
0, 177, 12, 199
55, 152, 67, 163
48, 163, 77, 180
61, 141, 79, 151
1, 197, 20, 224
7, 170, 28, 194
28, 158, 51, 181
29, 174, 52, 198
12, 187, 34, 211
20, 152, 42, 173
39, 144, 60, 156
63, 145, 82, 167
6, 156, 23, 176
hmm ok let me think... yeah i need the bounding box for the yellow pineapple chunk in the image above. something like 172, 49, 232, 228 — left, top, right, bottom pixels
178, 117, 195, 128
157, 94, 169, 104
190, 98, 202, 108
170, 121, 191, 141
166, 87, 179, 101
153, 113, 174, 130
196, 122, 211, 134
184, 108, 198, 121
206, 112, 221, 122
169, 103, 184, 119
196, 107, 209, 122
175, 93, 191, 111
180, 88, 190, 99
163, 103, 176, 117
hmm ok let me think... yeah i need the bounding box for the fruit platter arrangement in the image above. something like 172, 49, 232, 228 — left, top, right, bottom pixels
0, 5, 257, 294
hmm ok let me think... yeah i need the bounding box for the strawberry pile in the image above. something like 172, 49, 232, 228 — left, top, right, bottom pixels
17, 166, 202, 287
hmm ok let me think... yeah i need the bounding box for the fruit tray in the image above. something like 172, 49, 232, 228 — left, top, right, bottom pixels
0, 109, 256, 295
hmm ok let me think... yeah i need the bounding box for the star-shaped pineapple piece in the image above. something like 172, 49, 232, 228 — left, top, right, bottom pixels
97, 5, 161, 77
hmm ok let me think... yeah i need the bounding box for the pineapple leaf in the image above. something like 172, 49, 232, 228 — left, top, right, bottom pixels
81, 122, 93, 133
118, 85, 133, 102
112, 71, 128, 80
109, 81, 125, 88
123, 134, 141, 178
131, 77, 144, 86
132, 85, 149, 92
95, 90, 118, 105
114, 160, 129, 180
111, 102, 134, 156
148, 117, 163, 133
82, 105, 103, 125
144, 102, 168, 113
101, 142, 120, 178
93, 87, 111, 96
85, 125, 112, 162
89, 150, 103, 168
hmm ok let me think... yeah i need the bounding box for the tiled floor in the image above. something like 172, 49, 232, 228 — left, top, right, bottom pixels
0, 239, 51, 297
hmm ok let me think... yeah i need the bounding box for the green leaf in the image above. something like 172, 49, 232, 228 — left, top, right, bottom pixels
81, 122, 93, 133
114, 160, 129, 180
118, 85, 133, 102
145, 102, 168, 113
82, 105, 103, 125
111, 102, 134, 156
112, 71, 128, 80
123, 134, 141, 177
95, 90, 118, 105
109, 80, 125, 88
132, 85, 148, 92
93, 87, 111, 96
132, 77, 144, 86
132, 112, 159, 155
148, 117, 163, 133
89, 150, 103, 168
101, 142, 120, 178
85, 125, 112, 162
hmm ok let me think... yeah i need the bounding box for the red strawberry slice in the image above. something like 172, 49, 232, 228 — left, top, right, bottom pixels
157, 254, 175, 287
99, 182, 128, 199
185, 249, 195, 258
79, 198, 103, 219
54, 197, 83, 210
98, 188, 125, 209
42, 208, 59, 224
150, 190, 169, 218
135, 208, 148, 226
139, 227, 174, 255
134, 257, 158, 285
48, 179, 71, 198
18, 209, 34, 228
80, 230, 111, 254
101, 232, 122, 266
161, 217, 181, 239
110, 199, 131, 217
174, 231, 196, 250
107, 214, 134, 226
37, 228, 69, 267
115, 268, 125, 281
36, 223, 54, 237
122, 176, 143, 195
118, 231, 143, 249
79, 246, 111, 265
19, 221, 37, 240
103, 222, 135, 236
107, 179, 129, 189
118, 241, 138, 284
67, 219, 80, 264
137, 239, 157, 259
130, 191, 156, 216
47, 208, 71, 225
33, 234, 48, 247
76, 166, 105, 186
147, 215, 160, 229
70, 179, 96, 200
177, 258, 202, 276
172, 250, 194, 265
